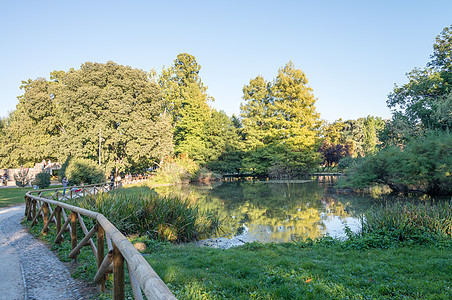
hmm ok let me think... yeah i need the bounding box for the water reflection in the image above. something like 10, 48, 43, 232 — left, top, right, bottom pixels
153, 176, 377, 243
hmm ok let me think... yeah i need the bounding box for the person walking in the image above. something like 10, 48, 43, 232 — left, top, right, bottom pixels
62, 177, 68, 196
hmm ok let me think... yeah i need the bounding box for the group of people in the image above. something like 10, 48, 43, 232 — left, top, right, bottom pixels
0, 174, 8, 186
41, 159, 53, 170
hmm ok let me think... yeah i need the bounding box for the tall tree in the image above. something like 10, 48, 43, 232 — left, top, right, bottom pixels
240, 76, 271, 150
158, 53, 213, 163
268, 62, 321, 148
0, 79, 57, 167
240, 62, 322, 176
1, 62, 173, 172
51, 62, 173, 173
387, 25, 452, 129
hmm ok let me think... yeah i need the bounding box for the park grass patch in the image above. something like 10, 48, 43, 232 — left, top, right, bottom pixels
0, 187, 32, 207
145, 240, 452, 299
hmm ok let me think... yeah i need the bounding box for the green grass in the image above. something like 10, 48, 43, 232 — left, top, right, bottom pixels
145, 241, 452, 299
0, 187, 32, 207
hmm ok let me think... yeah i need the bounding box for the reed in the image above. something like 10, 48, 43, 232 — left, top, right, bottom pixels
362, 201, 452, 240
70, 187, 221, 242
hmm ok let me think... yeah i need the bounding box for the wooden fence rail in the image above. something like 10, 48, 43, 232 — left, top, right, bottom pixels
25, 182, 176, 300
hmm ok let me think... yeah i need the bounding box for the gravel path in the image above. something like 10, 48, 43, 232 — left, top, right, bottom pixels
0, 209, 96, 300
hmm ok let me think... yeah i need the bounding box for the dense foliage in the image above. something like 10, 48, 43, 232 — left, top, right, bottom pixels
337, 26, 452, 195
236, 62, 323, 177
64, 157, 105, 185
33, 172, 50, 189
0, 62, 173, 173
0, 27, 450, 186
338, 130, 452, 195
387, 25, 452, 130
151, 154, 200, 184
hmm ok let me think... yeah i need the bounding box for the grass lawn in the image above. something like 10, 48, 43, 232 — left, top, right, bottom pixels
0, 187, 32, 208
145, 242, 452, 300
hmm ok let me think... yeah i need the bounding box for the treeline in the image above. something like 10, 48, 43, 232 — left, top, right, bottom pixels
339, 25, 452, 195
2, 21, 450, 186
0, 53, 385, 177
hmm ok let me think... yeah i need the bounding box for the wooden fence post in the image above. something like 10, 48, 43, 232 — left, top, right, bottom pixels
71, 211, 78, 262
26, 197, 32, 220
97, 223, 106, 292
32, 199, 37, 221
42, 203, 49, 234
113, 243, 125, 300
24, 197, 28, 217
56, 206, 61, 235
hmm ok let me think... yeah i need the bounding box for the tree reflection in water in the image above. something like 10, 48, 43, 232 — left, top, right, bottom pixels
153, 177, 374, 243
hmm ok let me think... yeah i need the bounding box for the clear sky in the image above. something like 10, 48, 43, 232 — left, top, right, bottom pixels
1, 0, 451, 122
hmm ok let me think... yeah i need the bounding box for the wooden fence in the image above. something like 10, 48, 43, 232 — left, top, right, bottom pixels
24, 182, 176, 300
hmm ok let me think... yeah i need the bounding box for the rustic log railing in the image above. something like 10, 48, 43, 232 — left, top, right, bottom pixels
24, 183, 176, 300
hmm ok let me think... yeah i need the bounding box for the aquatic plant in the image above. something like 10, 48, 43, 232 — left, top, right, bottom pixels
71, 186, 221, 242
362, 201, 452, 242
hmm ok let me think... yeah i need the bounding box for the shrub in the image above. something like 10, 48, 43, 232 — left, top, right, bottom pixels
194, 167, 222, 183
14, 168, 29, 187
65, 158, 105, 185
338, 130, 452, 195
33, 172, 51, 189
152, 154, 200, 184
337, 156, 357, 172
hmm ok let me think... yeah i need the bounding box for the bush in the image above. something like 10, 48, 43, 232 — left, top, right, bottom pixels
33, 172, 51, 189
65, 158, 105, 185
337, 156, 357, 172
338, 130, 452, 195
14, 168, 29, 187
152, 154, 200, 184
194, 167, 222, 183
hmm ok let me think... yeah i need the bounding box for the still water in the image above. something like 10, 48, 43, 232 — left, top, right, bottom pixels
154, 176, 376, 244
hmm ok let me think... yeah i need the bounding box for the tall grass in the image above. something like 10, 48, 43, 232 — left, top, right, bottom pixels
362, 201, 452, 241
71, 187, 221, 242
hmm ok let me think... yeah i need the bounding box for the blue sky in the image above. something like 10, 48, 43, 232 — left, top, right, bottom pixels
1, 1, 451, 122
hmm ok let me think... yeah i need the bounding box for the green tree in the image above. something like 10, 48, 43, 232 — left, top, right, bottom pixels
203, 110, 241, 163
0, 79, 57, 168
240, 62, 322, 176
387, 25, 452, 129
50, 62, 173, 173
158, 53, 214, 163
240, 76, 271, 150
0, 62, 173, 172
33, 172, 51, 189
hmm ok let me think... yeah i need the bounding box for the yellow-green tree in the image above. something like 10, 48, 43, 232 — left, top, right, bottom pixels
240, 62, 322, 176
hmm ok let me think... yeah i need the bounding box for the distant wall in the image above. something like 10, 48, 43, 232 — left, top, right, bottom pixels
0, 163, 61, 186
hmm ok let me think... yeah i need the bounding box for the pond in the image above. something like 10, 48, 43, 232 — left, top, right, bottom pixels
153, 176, 380, 246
